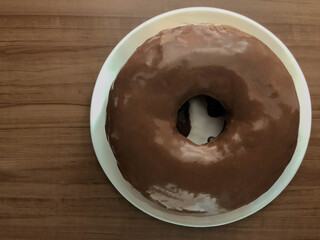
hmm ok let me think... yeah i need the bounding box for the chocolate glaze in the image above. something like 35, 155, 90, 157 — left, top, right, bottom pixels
106, 24, 299, 214
176, 101, 191, 137
205, 96, 227, 117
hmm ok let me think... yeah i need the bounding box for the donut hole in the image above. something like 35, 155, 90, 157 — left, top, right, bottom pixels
176, 95, 226, 145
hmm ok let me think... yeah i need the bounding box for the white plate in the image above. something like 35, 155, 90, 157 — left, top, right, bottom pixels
90, 7, 311, 227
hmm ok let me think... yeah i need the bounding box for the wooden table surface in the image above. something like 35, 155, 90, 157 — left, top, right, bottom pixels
0, 0, 319, 239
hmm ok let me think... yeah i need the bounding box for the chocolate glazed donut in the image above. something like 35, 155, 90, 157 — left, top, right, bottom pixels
106, 24, 299, 214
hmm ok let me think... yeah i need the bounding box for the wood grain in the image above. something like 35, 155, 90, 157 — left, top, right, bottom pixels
0, 0, 319, 239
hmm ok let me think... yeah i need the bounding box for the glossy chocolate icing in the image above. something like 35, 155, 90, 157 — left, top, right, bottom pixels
176, 101, 191, 137
106, 24, 299, 214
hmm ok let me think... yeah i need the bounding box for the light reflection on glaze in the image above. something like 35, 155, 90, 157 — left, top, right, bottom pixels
148, 184, 227, 214
153, 118, 229, 164
123, 94, 131, 105
231, 133, 241, 143
252, 117, 269, 131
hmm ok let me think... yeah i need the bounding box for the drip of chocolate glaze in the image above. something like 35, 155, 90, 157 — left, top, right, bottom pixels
176, 101, 191, 137
205, 96, 226, 117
